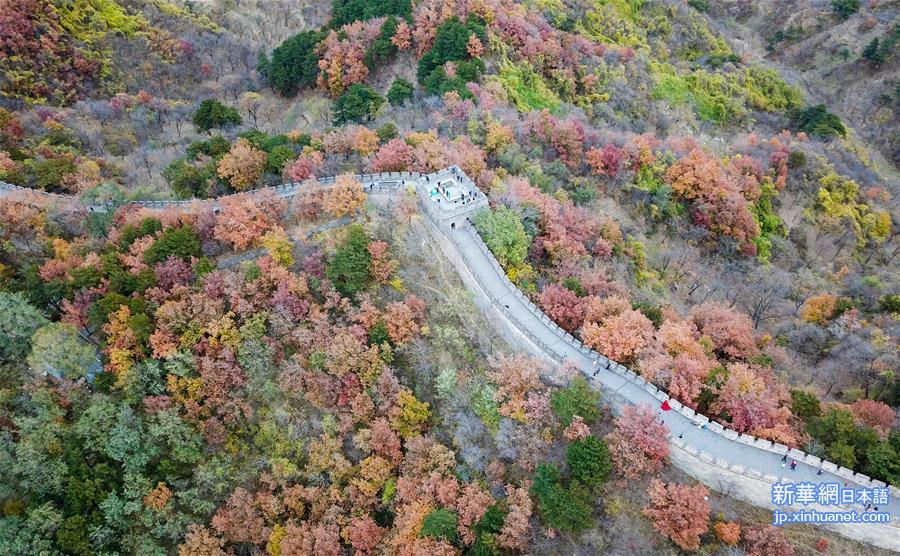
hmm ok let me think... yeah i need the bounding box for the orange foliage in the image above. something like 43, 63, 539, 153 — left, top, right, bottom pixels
0, 150, 16, 176
317, 20, 382, 96
800, 293, 837, 325
383, 294, 425, 345
582, 308, 654, 363
487, 354, 544, 422
665, 149, 761, 252
211, 487, 269, 544
213, 193, 285, 250
583, 294, 631, 325
658, 319, 706, 360
323, 174, 366, 217
466, 33, 483, 57
351, 126, 379, 156
144, 481, 173, 510
714, 521, 741, 546
217, 139, 267, 192
178, 524, 225, 556
563, 415, 591, 441
392, 20, 412, 50
368, 240, 398, 283
60, 158, 102, 193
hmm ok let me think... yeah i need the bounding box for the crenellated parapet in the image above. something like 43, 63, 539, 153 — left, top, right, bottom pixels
0, 167, 488, 230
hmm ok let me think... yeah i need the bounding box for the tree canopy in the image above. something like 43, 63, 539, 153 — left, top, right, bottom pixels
27, 323, 97, 380
471, 206, 530, 269
333, 84, 385, 124
192, 100, 243, 134
566, 436, 611, 487
330, 0, 412, 27
0, 292, 47, 363
387, 78, 415, 106
789, 105, 846, 138
326, 224, 372, 295
260, 30, 326, 96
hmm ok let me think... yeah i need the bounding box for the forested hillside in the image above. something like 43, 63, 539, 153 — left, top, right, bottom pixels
0, 0, 897, 554
702, 0, 900, 167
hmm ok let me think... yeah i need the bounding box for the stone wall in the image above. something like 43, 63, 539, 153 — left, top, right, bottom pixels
3, 168, 897, 550
0, 167, 487, 219
456, 220, 900, 551
462, 224, 895, 489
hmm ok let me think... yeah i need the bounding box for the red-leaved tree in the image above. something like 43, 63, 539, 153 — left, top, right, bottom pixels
742, 525, 794, 556
284, 151, 324, 182
689, 302, 758, 359
643, 479, 710, 551
538, 284, 586, 333
665, 148, 761, 254
210, 488, 268, 544
213, 194, 285, 250
848, 399, 895, 438
710, 363, 797, 445
605, 404, 669, 478
344, 515, 385, 555
367, 240, 398, 283
497, 484, 532, 550
371, 138, 414, 172
586, 144, 625, 177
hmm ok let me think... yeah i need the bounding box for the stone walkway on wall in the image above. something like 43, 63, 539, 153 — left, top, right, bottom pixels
2, 169, 898, 550
444, 221, 899, 551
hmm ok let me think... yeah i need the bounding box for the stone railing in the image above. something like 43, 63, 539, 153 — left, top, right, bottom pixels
1, 170, 423, 210
1, 167, 489, 228
458, 220, 900, 506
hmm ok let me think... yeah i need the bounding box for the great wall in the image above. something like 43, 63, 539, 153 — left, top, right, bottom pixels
2, 168, 897, 551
